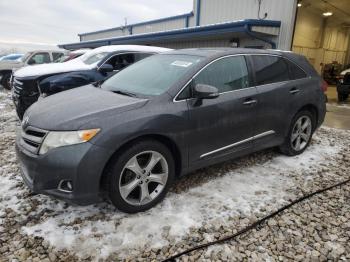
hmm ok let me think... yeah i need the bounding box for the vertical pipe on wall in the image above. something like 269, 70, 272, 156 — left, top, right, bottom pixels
185, 16, 190, 28
345, 29, 350, 65
196, 0, 201, 26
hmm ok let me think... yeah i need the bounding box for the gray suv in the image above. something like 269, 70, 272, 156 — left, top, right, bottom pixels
16, 48, 326, 213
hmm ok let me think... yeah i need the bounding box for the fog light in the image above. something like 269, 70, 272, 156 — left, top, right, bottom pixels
58, 180, 73, 192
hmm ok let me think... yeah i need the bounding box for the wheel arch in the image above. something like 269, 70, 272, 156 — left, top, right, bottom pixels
99, 134, 183, 192
296, 104, 318, 131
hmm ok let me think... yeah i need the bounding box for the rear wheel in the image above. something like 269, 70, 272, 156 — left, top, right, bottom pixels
1, 72, 12, 90
108, 140, 175, 213
279, 110, 314, 156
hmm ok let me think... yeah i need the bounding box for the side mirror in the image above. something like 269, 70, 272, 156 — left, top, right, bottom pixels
193, 84, 219, 99
99, 64, 114, 73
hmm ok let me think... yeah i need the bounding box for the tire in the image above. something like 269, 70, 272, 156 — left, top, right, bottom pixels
1, 72, 12, 90
279, 110, 315, 156
338, 93, 346, 102
107, 139, 175, 213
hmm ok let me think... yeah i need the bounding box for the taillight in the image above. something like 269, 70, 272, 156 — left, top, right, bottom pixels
321, 80, 328, 92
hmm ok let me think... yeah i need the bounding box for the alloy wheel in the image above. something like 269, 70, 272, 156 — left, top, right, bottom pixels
118, 151, 169, 206
290, 115, 312, 151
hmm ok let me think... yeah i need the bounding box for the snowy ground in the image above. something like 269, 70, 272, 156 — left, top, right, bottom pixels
0, 89, 349, 261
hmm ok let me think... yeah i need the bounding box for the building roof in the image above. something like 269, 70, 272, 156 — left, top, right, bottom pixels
78, 12, 194, 37
81, 45, 171, 55
59, 19, 281, 50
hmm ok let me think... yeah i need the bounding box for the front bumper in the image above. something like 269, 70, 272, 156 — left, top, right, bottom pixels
15, 130, 113, 205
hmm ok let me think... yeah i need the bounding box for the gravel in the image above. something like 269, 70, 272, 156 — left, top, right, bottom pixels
0, 89, 349, 261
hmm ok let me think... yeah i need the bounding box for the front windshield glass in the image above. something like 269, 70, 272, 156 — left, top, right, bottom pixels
20, 52, 32, 62
101, 54, 204, 96
81, 52, 108, 65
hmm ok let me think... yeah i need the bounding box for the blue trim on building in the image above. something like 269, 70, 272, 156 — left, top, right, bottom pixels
60, 19, 281, 50
79, 12, 194, 37
196, 0, 201, 26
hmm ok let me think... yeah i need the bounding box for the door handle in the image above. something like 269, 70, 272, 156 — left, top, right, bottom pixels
243, 99, 257, 105
289, 88, 300, 94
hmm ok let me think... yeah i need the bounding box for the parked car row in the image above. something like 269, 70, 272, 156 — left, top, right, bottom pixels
0, 49, 91, 90
14, 46, 327, 213
11, 45, 170, 119
0, 49, 67, 90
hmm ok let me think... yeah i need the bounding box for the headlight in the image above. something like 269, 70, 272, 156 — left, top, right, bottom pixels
39, 129, 100, 155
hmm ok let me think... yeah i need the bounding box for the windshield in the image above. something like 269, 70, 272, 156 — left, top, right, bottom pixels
101, 54, 204, 96
81, 52, 109, 65
20, 52, 33, 62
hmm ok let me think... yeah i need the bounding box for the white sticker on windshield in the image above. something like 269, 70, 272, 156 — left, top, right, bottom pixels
171, 61, 193, 67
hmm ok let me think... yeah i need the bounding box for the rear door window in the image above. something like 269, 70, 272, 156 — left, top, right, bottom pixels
251, 55, 289, 85
105, 53, 154, 71
105, 53, 136, 71
194, 55, 249, 93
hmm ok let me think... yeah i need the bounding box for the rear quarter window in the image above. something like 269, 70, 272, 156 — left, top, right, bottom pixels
284, 59, 307, 80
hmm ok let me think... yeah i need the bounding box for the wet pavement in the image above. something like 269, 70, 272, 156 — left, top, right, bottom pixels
324, 86, 350, 130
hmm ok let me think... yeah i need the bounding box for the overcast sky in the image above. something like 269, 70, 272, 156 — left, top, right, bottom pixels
0, 0, 193, 51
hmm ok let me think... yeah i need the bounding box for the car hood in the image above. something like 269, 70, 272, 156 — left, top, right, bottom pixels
25, 85, 148, 130
0, 60, 23, 70
14, 58, 96, 78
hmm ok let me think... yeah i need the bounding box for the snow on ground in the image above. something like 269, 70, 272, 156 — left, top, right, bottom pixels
328, 102, 350, 109
20, 133, 340, 260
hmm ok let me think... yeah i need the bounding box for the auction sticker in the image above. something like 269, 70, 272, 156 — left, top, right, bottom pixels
171, 61, 193, 67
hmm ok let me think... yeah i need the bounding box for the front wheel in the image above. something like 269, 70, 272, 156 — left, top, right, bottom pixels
279, 111, 314, 156
108, 140, 175, 213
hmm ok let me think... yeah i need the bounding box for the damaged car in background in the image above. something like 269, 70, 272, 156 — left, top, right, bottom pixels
11, 45, 171, 119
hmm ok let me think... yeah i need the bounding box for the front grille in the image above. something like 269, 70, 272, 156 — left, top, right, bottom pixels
20, 126, 47, 154
12, 77, 39, 97
13, 78, 23, 95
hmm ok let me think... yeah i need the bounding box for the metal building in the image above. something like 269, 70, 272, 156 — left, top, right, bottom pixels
59, 0, 297, 51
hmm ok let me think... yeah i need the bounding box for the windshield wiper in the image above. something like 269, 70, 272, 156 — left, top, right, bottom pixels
112, 90, 136, 97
